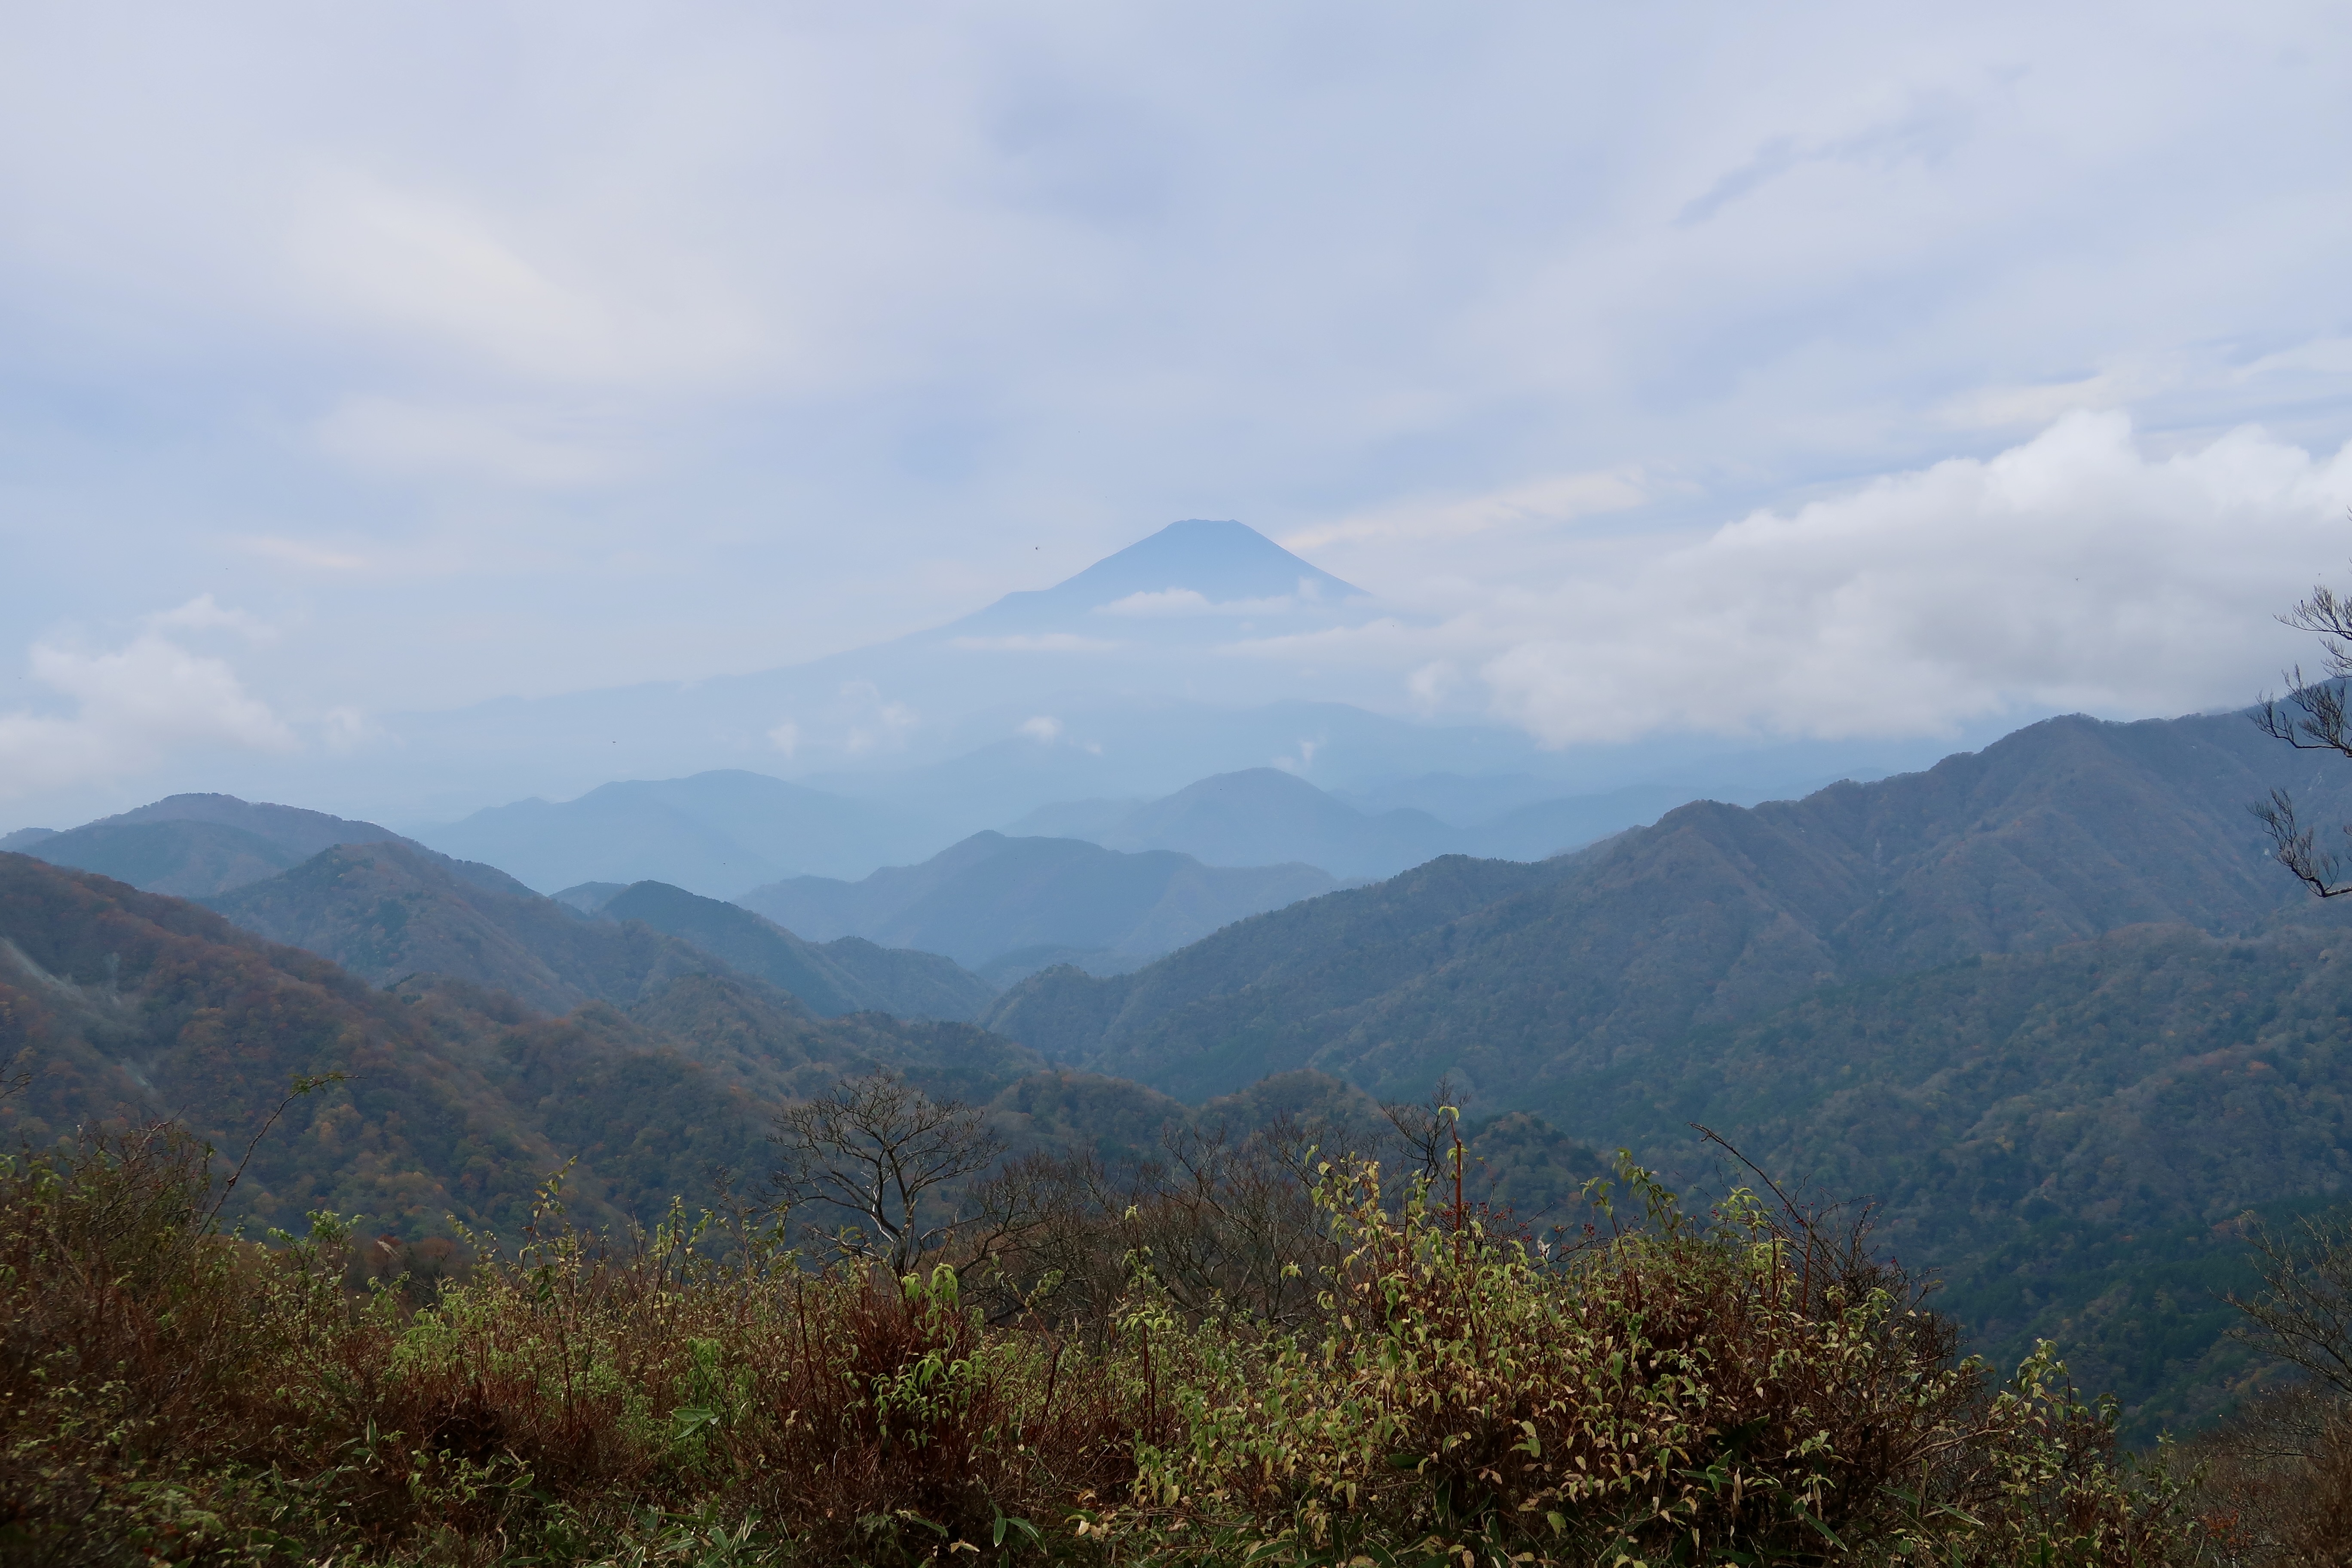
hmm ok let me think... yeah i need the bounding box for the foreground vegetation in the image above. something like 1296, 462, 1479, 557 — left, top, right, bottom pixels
1, 1105, 2234, 1568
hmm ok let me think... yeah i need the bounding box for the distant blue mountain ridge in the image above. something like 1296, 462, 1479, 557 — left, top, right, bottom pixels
734, 829, 1347, 976
37, 517, 1992, 841
414, 762, 1742, 897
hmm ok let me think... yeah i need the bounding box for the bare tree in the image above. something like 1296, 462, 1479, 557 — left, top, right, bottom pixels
962, 1115, 1344, 1334
769, 1073, 1001, 1276
1380, 1074, 1464, 1187
2254, 568, 2352, 895
2232, 1213, 2352, 1397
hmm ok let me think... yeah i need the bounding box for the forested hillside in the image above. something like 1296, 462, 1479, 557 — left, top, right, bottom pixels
987, 709, 2352, 1099
0, 852, 1047, 1235
0, 850, 590, 1235
18, 793, 411, 897
981, 706, 2352, 1433
738, 829, 1342, 972
204, 842, 995, 1020
12, 700, 2352, 1446
2, 851, 1600, 1253
602, 879, 997, 1020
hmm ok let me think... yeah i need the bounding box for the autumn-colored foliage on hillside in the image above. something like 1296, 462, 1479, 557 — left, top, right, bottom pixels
0, 1111, 2208, 1567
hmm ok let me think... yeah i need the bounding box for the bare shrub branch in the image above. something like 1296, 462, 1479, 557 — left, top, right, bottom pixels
2231, 1213, 2352, 1397
767, 1072, 1001, 1276
2251, 559, 2352, 897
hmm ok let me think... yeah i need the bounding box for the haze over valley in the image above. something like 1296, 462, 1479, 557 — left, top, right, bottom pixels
6, 5, 2352, 1559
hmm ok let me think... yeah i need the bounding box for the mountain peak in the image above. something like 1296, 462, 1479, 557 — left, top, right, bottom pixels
947, 519, 1365, 637
1069, 519, 1363, 605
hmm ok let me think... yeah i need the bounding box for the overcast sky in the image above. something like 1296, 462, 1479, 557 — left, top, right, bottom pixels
5, 0, 2352, 809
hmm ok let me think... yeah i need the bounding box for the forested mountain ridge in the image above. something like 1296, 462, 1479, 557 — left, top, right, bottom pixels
204, 841, 717, 1016
11, 820, 304, 898
203, 842, 996, 1021
0, 852, 1048, 1236
98, 792, 409, 855
976, 704, 2352, 1436
1004, 767, 1704, 881
16, 793, 416, 898
1565, 920, 2352, 1434
737, 829, 1343, 972
0, 850, 592, 1235
0, 851, 1596, 1253
987, 708, 2352, 1104
599, 879, 996, 1020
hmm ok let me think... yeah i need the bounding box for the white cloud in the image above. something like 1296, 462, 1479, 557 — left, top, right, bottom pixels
1479, 414, 2352, 744
0, 612, 299, 802
1094, 588, 1304, 618
1097, 588, 1213, 616
766, 720, 800, 759
1285, 470, 1653, 552
319, 705, 389, 756
3, 0, 2352, 753
286, 170, 764, 390
949, 633, 1122, 652
315, 395, 637, 487
146, 592, 275, 640
842, 698, 919, 757
234, 536, 375, 573
1270, 737, 1322, 775
1018, 714, 1063, 743
1938, 357, 2185, 430
1230, 415, 2352, 746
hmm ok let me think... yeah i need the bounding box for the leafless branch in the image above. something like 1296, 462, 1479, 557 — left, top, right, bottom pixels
2255, 664, 2352, 761
2231, 1213, 2352, 1397
2282, 579, 2352, 680
205, 1071, 348, 1229
768, 1072, 1001, 1276
1380, 1074, 1462, 1187
2251, 555, 2352, 899
2250, 788, 2352, 898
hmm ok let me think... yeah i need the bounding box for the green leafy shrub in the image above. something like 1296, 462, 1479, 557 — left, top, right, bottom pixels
1115, 1155, 2192, 1566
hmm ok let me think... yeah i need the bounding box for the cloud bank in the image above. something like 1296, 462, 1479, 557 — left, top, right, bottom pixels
1, 0, 2348, 733
1253, 415, 2352, 745
0, 603, 299, 804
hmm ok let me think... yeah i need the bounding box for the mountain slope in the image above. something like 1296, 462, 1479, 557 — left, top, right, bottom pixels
1456, 783, 1700, 861
940, 517, 1364, 646
203, 839, 995, 1023
985, 853, 1568, 1093
0, 851, 1398, 1249
21, 820, 305, 898
737, 830, 1344, 969
102, 793, 409, 857
1575, 921, 2352, 1438
1095, 768, 1454, 879
0, 851, 1048, 1238
982, 705, 2352, 1435
205, 842, 721, 1015
0, 849, 599, 1237
599, 880, 996, 1021
1011, 770, 1705, 882
418, 770, 896, 895
19, 793, 414, 897
986, 710, 2352, 1105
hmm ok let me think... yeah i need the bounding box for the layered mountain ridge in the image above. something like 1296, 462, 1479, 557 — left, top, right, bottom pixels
738, 829, 1346, 974
11, 694, 2352, 1436
985, 709, 2351, 1104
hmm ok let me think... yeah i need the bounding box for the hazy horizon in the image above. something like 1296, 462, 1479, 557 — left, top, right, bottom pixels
6, 2, 2351, 832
